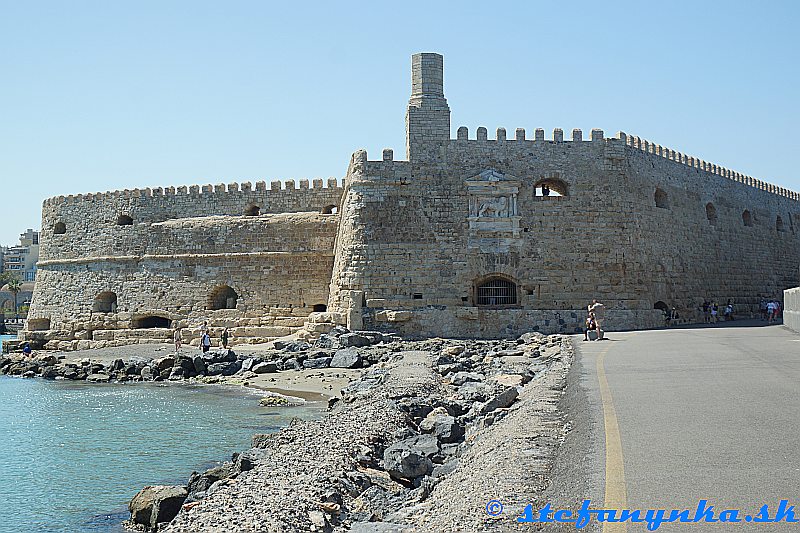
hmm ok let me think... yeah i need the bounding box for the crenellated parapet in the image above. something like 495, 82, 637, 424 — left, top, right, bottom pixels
617, 131, 798, 201
452, 125, 610, 144
43, 177, 344, 207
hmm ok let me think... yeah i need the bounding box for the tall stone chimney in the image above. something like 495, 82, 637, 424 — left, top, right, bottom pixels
405, 53, 450, 161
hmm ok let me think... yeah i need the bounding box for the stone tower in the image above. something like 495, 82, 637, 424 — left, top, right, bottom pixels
405, 53, 450, 161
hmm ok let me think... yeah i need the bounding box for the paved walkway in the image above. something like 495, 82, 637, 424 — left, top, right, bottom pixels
576, 320, 800, 532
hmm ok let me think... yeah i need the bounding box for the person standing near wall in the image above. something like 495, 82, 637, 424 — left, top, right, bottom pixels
588, 299, 606, 340
221, 328, 229, 349
201, 331, 211, 353
173, 327, 182, 352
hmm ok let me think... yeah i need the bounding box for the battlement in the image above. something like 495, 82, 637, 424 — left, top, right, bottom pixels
453, 126, 608, 143
43, 177, 344, 207
618, 131, 798, 201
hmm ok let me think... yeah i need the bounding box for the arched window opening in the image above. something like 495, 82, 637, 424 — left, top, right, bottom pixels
475, 276, 517, 306
27, 318, 51, 331
93, 292, 118, 313
654, 301, 669, 313
312, 303, 327, 312
322, 205, 338, 214
244, 205, 261, 216
132, 315, 171, 329
534, 179, 568, 197
116, 214, 133, 226
776, 215, 785, 232
53, 222, 66, 235
742, 210, 753, 227
705, 203, 717, 225
208, 285, 238, 310
655, 188, 669, 209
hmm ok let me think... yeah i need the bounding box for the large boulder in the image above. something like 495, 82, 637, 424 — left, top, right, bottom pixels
419, 409, 464, 444
187, 465, 232, 498
154, 356, 175, 372
479, 387, 519, 415
206, 361, 241, 376
337, 333, 371, 348
449, 371, 484, 386
383, 434, 439, 481
129, 485, 188, 530
330, 347, 362, 369
303, 357, 331, 369
252, 361, 279, 374
192, 356, 207, 375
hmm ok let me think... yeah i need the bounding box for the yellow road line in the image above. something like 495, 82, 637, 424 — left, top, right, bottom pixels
596, 342, 628, 533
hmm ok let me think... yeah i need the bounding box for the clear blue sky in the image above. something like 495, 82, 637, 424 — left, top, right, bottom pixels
1, 0, 798, 244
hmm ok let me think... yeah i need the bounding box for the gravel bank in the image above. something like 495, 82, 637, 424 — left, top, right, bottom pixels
155, 333, 573, 532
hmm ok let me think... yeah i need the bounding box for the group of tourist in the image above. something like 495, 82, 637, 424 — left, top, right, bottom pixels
701, 300, 735, 323
760, 299, 783, 323
173, 322, 230, 353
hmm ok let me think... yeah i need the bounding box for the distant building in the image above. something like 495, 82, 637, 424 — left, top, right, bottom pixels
2, 229, 39, 282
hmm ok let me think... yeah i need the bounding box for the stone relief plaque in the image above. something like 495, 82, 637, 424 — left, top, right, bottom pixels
465, 169, 522, 252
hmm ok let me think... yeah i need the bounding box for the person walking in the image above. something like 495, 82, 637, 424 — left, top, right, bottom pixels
767, 301, 777, 324
173, 327, 182, 352
588, 299, 606, 340
201, 331, 211, 353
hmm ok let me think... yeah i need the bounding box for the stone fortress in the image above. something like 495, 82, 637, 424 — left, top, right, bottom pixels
22, 53, 800, 349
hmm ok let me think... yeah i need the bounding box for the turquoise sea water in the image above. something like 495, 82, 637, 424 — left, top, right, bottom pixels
0, 376, 321, 533
0, 334, 17, 352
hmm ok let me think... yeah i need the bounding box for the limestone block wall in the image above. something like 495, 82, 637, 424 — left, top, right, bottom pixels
25, 180, 343, 349
329, 127, 800, 338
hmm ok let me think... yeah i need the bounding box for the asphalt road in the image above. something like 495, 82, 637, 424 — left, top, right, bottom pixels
573, 320, 800, 532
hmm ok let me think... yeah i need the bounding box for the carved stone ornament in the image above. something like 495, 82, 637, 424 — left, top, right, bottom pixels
465, 169, 522, 252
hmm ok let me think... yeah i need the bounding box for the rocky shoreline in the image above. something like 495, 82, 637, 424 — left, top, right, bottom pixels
126, 331, 573, 532
0, 327, 396, 388
2, 328, 574, 532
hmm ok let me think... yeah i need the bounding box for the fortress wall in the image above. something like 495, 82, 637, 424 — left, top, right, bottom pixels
40, 180, 343, 261
40, 211, 338, 261
331, 129, 799, 337
625, 144, 800, 315
25, 212, 338, 349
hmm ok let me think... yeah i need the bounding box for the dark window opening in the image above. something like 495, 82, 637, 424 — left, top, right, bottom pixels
534, 178, 568, 197
654, 301, 669, 313
476, 277, 517, 306
655, 188, 669, 209
777, 215, 785, 232
93, 291, 118, 313
312, 304, 327, 312
244, 205, 261, 216
705, 203, 717, 225
53, 222, 66, 235
412, 293, 423, 300
27, 318, 51, 331
208, 285, 238, 310
132, 315, 171, 329
322, 205, 338, 214
116, 214, 133, 226
743, 210, 753, 227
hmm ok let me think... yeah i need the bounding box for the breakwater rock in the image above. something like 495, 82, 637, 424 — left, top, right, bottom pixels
0, 327, 398, 385
140, 332, 573, 532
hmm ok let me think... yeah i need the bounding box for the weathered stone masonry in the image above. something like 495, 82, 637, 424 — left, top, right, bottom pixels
24, 52, 800, 346
25, 182, 343, 349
